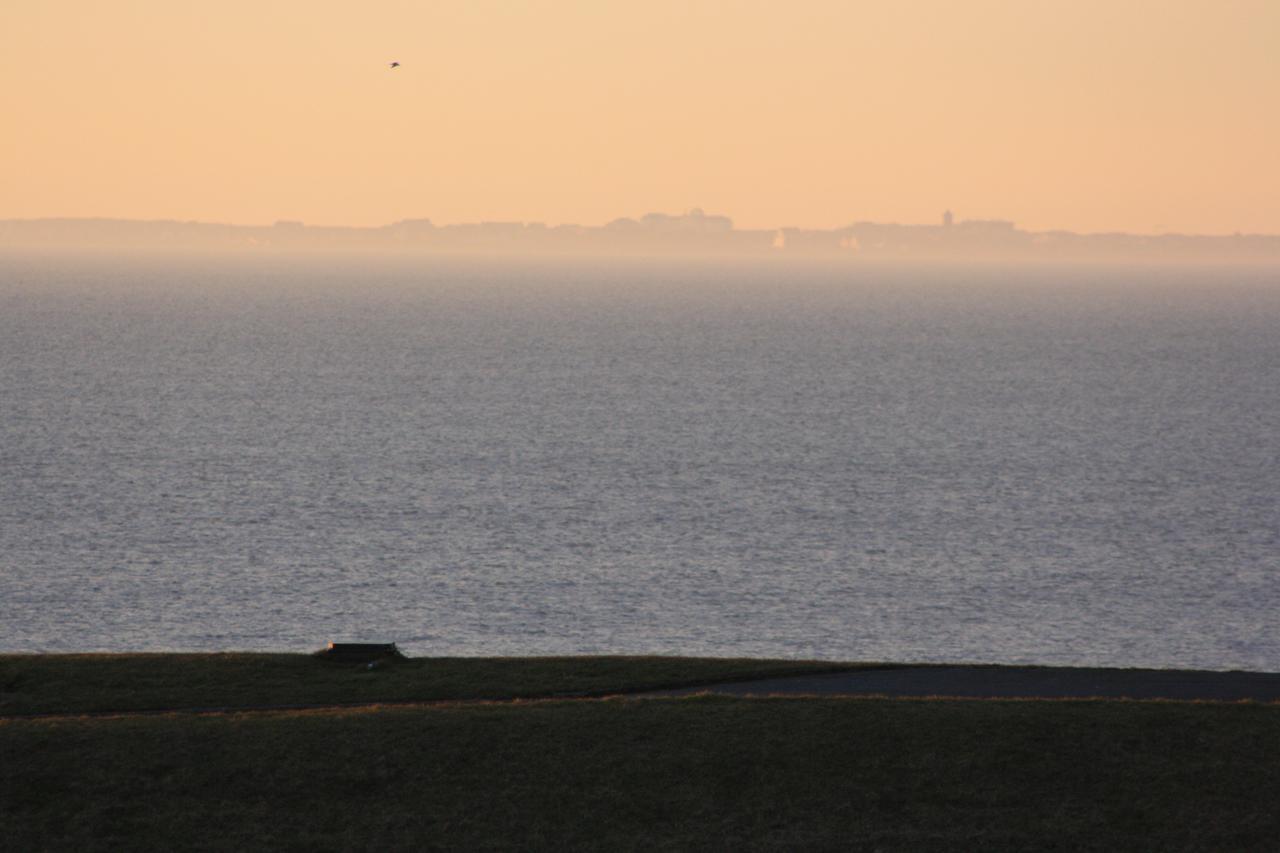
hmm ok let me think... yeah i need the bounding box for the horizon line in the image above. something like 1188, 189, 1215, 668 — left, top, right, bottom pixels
5, 212, 1280, 240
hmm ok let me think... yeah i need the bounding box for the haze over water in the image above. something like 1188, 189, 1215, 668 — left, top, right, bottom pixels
2, 254, 1277, 670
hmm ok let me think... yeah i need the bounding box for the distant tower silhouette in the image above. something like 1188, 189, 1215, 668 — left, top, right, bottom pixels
943, 209, 954, 228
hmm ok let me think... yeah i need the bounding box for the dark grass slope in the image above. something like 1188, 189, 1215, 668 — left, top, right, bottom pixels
0, 653, 856, 716
4, 696, 1278, 851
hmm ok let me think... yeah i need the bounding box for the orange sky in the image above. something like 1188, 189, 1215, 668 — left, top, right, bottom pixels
3, 0, 1278, 233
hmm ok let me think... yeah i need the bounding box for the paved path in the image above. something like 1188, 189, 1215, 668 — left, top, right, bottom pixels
647, 666, 1280, 702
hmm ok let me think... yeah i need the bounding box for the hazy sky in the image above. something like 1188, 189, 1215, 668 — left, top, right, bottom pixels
3, 1, 1277, 233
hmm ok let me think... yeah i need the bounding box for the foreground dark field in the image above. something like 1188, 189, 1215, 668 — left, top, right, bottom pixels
5, 696, 1278, 851
2, 655, 1278, 851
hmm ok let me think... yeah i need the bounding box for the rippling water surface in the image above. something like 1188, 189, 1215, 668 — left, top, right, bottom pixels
2, 253, 1277, 669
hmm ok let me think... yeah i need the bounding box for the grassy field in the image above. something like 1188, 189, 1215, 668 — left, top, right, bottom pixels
3, 655, 1278, 851
0, 653, 853, 716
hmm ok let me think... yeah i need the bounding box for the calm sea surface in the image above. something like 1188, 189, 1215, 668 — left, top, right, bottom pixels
2, 253, 1277, 669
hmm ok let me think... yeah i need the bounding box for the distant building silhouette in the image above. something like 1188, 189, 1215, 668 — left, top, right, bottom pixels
4, 212, 1279, 260
637, 208, 733, 233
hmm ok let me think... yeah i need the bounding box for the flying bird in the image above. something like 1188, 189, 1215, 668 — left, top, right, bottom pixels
389, 61, 400, 69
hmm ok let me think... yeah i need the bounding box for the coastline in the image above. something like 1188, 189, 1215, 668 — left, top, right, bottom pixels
4, 654, 1278, 719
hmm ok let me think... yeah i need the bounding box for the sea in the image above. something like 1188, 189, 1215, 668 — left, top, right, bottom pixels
2, 252, 1277, 670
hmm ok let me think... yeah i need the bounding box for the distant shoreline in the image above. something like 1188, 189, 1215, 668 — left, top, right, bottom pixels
5, 213, 1280, 261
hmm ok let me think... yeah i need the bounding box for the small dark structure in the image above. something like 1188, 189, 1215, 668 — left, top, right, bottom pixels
315, 642, 403, 663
